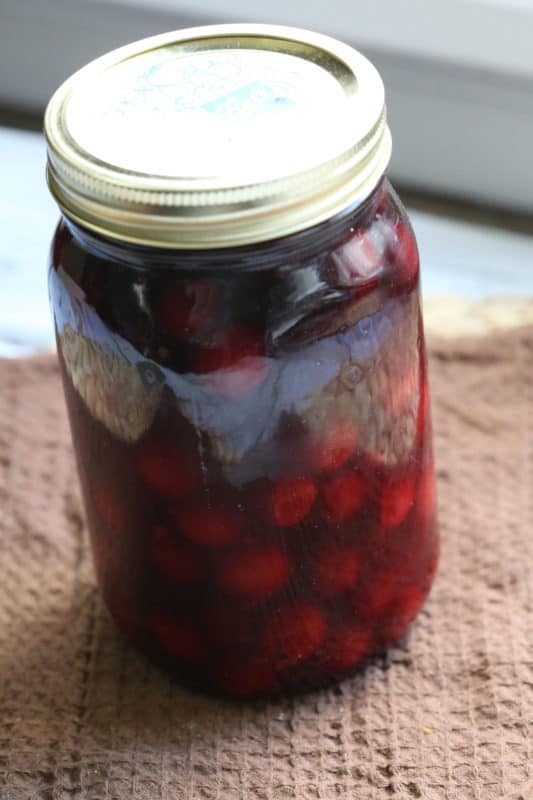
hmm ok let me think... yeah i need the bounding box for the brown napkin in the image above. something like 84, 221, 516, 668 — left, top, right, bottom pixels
1, 328, 533, 800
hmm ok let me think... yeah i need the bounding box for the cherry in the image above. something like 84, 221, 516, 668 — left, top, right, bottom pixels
356, 571, 398, 620
319, 623, 371, 674
272, 476, 317, 527
217, 544, 290, 598
382, 585, 425, 643
218, 652, 278, 697
149, 525, 204, 582
331, 224, 386, 287
356, 572, 426, 643
172, 501, 242, 548
153, 617, 204, 663
157, 281, 217, 339
380, 477, 415, 530
388, 222, 419, 286
138, 440, 200, 498
202, 600, 255, 647
322, 471, 366, 521
312, 545, 361, 597
194, 326, 268, 397
307, 420, 358, 473
265, 602, 327, 669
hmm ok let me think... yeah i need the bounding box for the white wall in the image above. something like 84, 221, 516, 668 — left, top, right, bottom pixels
2, 0, 533, 211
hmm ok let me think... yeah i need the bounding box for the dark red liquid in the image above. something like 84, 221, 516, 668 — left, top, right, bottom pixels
49, 179, 438, 697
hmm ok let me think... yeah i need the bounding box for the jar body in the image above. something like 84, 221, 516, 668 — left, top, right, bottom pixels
49, 178, 438, 697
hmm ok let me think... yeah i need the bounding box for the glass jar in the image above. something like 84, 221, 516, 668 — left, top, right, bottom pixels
45, 25, 438, 697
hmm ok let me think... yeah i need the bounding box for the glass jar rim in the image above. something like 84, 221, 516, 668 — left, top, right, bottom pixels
59, 179, 387, 273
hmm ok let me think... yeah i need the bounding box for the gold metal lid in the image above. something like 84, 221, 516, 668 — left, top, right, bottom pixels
44, 24, 391, 249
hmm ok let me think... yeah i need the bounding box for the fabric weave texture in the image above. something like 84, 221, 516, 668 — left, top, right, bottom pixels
1, 329, 533, 800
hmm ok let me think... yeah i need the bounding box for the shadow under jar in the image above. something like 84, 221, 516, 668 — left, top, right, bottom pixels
45, 24, 438, 698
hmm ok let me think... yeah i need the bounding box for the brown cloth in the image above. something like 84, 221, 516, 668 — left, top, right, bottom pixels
1, 328, 533, 800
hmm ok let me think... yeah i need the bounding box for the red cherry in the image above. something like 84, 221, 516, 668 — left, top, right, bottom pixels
218, 652, 278, 697
218, 545, 290, 598
194, 326, 268, 397
202, 601, 255, 647
266, 602, 328, 669
331, 224, 386, 287
138, 440, 200, 498
153, 617, 204, 663
150, 525, 204, 582
384, 586, 425, 643
320, 623, 371, 674
172, 501, 242, 548
307, 420, 358, 473
313, 545, 362, 597
380, 477, 415, 530
272, 476, 317, 527
322, 471, 366, 522
389, 222, 419, 285
157, 282, 217, 339
93, 483, 128, 533
356, 571, 398, 620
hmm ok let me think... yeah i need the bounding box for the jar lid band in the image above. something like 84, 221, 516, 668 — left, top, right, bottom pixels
44, 24, 391, 249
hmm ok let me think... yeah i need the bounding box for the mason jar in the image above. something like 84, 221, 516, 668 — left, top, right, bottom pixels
45, 24, 438, 697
